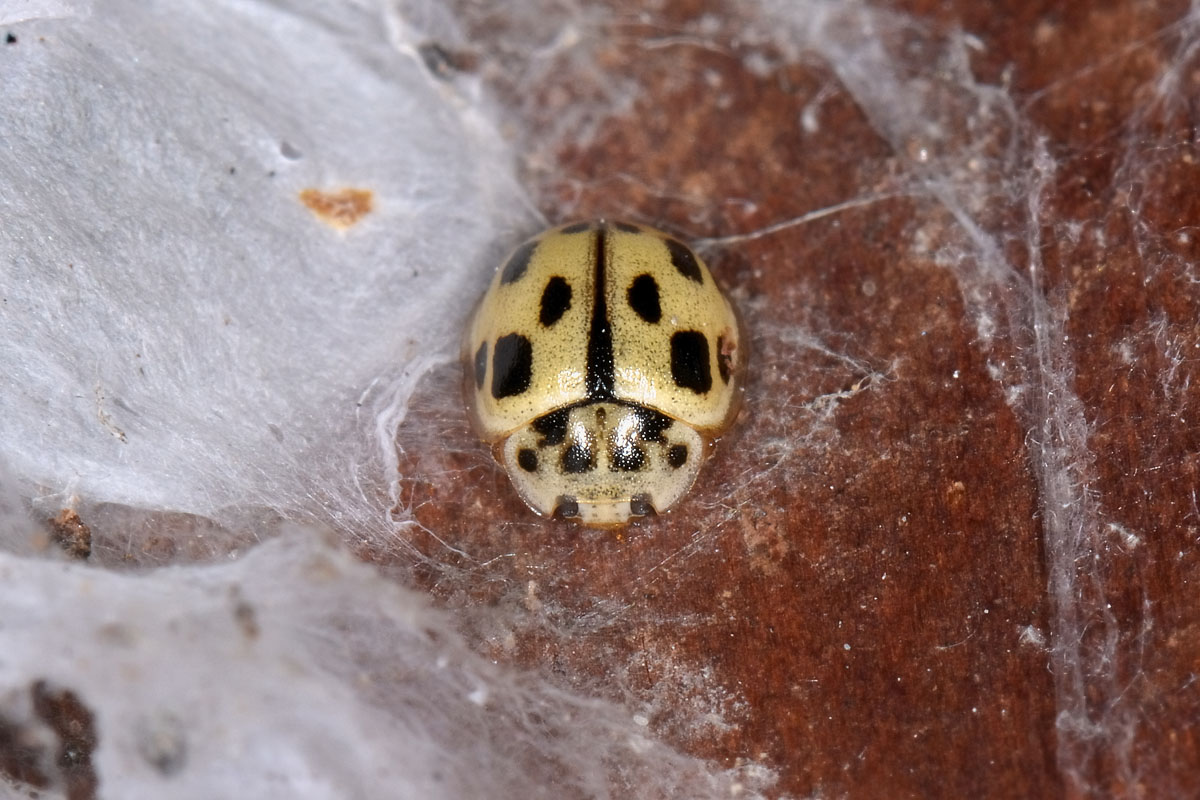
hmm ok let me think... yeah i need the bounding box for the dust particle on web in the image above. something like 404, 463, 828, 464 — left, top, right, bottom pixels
49, 509, 92, 560
418, 41, 478, 80
299, 187, 374, 230
33, 682, 99, 799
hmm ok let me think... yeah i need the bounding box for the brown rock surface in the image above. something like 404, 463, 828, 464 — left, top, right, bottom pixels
384, 2, 1200, 797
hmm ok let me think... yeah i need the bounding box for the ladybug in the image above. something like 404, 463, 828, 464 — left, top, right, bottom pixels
464, 220, 745, 526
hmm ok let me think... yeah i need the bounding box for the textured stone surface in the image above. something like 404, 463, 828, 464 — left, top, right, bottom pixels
387, 1, 1200, 797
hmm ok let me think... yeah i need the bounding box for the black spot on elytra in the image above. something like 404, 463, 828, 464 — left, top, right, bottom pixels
560, 221, 593, 234
491, 333, 532, 399
670, 331, 712, 393
517, 448, 539, 472
627, 274, 661, 323
562, 442, 595, 473
611, 440, 646, 472
532, 408, 569, 446
632, 407, 673, 443
539, 276, 572, 327
629, 494, 655, 517
717, 334, 733, 383
612, 221, 641, 233
5, 33, 17, 45
500, 240, 538, 285
473, 342, 487, 389
665, 238, 703, 283
668, 444, 689, 468
555, 496, 580, 518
